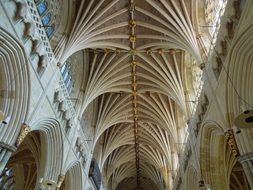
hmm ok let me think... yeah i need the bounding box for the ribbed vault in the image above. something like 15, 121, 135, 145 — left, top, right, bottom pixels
57, 0, 207, 189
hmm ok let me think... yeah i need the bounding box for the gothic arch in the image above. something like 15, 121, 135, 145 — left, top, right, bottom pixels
60, 161, 83, 190
226, 24, 253, 155
1, 131, 44, 189
186, 166, 198, 190
199, 122, 237, 190
0, 27, 30, 145
226, 25, 253, 116
229, 161, 250, 190
31, 118, 64, 182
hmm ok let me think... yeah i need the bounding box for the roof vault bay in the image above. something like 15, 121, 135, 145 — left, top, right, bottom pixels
59, 0, 206, 189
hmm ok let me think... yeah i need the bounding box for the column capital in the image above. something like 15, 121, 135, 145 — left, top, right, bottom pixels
237, 152, 253, 163
0, 142, 17, 152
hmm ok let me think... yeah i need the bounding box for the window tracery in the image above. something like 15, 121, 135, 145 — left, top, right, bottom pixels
37, 1, 47, 15
34, 0, 62, 39
60, 61, 74, 94
41, 13, 51, 25
46, 25, 54, 38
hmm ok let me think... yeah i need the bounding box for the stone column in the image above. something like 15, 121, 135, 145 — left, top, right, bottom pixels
237, 152, 253, 189
0, 142, 16, 174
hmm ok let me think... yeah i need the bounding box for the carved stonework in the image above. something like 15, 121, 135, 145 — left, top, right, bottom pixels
15, 123, 31, 147
183, 148, 192, 172
75, 137, 87, 167
57, 175, 65, 189
224, 129, 239, 157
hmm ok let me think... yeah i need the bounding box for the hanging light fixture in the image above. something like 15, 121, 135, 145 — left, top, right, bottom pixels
0, 110, 10, 125
234, 110, 253, 129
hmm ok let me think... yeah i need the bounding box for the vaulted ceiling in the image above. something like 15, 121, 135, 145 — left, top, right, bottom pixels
56, 0, 210, 189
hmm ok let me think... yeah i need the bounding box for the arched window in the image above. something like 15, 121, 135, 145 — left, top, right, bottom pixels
37, 2, 47, 15
35, 1, 57, 38
60, 62, 74, 94
46, 25, 54, 38
42, 13, 51, 25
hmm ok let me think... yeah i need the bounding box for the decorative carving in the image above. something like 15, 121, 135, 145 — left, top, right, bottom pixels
37, 55, 48, 75
32, 38, 43, 55
129, 19, 137, 28
75, 137, 87, 167
129, 35, 137, 43
63, 110, 71, 120
24, 20, 36, 39
115, 48, 121, 54
131, 60, 138, 66
129, 48, 137, 55
146, 49, 152, 55
66, 119, 74, 128
169, 49, 176, 55
54, 90, 64, 103
15, 123, 31, 147
158, 49, 163, 55
59, 100, 68, 112
104, 48, 109, 54
57, 175, 65, 188
15, 1, 28, 21
224, 129, 239, 157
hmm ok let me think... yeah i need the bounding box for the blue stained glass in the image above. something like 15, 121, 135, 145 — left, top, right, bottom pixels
60, 64, 67, 74
42, 14, 51, 25
60, 62, 73, 94
37, 2, 47, 15
63, 72, 69, 82
46, 26, 54, 38
67, 80, 73, 93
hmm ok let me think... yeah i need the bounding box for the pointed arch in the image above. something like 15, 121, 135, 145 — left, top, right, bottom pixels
31, 118, 64, 182
199, 121, 236, 190
61, 161, 83, 190
0, 27, 30, 145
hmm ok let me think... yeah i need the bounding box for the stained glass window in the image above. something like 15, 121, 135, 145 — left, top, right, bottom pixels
60, 62, 74, 94
42, 13, 51, 25
37, 2, 47, 15
46, 26, 54, 38
36, 1, 55, 38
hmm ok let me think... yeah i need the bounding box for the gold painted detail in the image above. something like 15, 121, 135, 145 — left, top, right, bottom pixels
104, 48, 109, 54
16, 123, 31, 147
146, 49, 152, 55
169, 49, 176, 55
129, 20, 137, 27
115, 48, 121, 54
129, 0, 140, 187
224, 129, 239, 157
158, 49, 164, 55
55, 175, 65, 189
129, 49, 137, 55
129, 35, 137, 43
